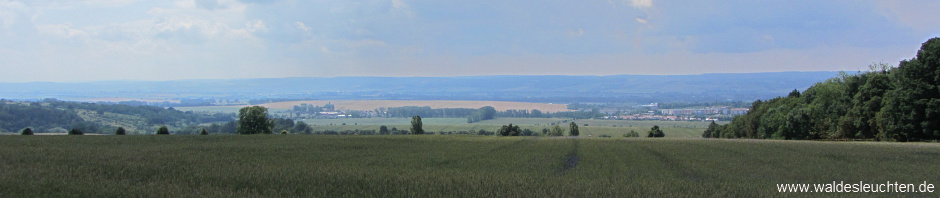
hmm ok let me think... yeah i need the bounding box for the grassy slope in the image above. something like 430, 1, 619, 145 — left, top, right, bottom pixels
1, 136, 937, 197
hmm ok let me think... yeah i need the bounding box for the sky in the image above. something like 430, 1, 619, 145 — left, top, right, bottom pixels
0, 0, 938, 82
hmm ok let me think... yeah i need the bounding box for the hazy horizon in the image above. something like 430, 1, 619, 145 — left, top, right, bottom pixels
2, 0, 939, 82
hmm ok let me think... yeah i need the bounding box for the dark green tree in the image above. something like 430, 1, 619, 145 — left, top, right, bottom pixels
68, 128, 83, 135
379, 125, 390, 135
200, 128, 209, 135
411, 116, 424, 135
115, 127, 126, 135
237, 106, 273, 134
156, 126, 170, 135
703, 121, 718, 138
569, 122, 580, 136
20, 127, 33, 135
648, 125, 664, 138
498, 124, 521, 136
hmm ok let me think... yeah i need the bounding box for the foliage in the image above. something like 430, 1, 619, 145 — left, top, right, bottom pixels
379, 125, 390, 135
156, 126, 170, 135
20, 128, 32, 135
115, 127, 126, 135
237, 106, 273, 134
569, 122, 580, 136
647, 125, 664, 138
410, 116, 424, 135
68, 128, 83, 135
548, 125, 565, 136
467, 106, 497, 123
200, 128, 209, 135
498, 124, 521, 136
710, 37, 940, 141
280, 130, 289, 135
624, 130, 640, 138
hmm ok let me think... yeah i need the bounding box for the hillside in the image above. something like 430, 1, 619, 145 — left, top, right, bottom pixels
0, 72, 839, 103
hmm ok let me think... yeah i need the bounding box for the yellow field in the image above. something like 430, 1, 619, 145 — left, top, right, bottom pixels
256, 100, 571, 112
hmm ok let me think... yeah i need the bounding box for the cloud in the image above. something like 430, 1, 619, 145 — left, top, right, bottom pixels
629, 0, 652, 9
635, 17, 647, 24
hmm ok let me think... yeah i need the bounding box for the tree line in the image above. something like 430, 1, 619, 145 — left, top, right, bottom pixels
704, 38, 940, 141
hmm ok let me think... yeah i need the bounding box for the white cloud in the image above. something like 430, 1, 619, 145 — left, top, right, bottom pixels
629, 0, 652, 9
245, 19, 266, 32
37, 23, 88, 38
635, 17, 647, 24
295, 21, 310, 32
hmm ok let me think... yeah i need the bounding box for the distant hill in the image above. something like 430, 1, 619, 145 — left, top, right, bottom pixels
0, 72, 840, 104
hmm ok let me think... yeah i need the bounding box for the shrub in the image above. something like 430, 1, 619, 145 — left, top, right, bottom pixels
115, 127, 126, 135
624, 130, 640, 138
68, 128, 83, 135
200, 128, 209, 135
20, 128, 33, 135
156, 126, 170, 135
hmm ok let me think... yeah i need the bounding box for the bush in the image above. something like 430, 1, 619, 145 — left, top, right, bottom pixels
115, 127, 126, 135
280, 130, 289, 135
599, 134, 611, 138
20, 128, 33, 135
156, 126, 170, 135
624, 130, 640, 138
200, 128, 209, 135
68, 128, 83, 135
647, 125, 665, 138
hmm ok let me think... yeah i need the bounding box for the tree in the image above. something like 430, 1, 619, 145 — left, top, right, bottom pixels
498, 124, 521, 136
156, 126, 170, 135
68, 128, 83, 135
411, 116, 424, 135
624, 130, 640, 137
703, 121, 718, 138
548, 125, 565, 136
788, 89, 801, 98
379, 125, 390, 135
569, 122, 580, 136
293, 121, 310, 134
20, 127, 33, 135
648, 125, 664, 137
200, 128, 209, 135
237, 106, 273, 134
115, 127, 126, 135
280, 130, 288, 134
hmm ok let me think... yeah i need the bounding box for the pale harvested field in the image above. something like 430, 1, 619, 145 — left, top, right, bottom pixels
258, 100, 571, 112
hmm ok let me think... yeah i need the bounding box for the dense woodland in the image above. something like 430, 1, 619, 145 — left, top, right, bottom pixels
705, 38, 940, 142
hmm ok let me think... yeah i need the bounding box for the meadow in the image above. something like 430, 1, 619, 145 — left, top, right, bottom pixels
1, 135, 938, 197
297, 117, 718, 138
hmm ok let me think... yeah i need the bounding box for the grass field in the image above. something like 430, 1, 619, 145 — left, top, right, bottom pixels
1, 136, 937, 197
298, 118, 719, 138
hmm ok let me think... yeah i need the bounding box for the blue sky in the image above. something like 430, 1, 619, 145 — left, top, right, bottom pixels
0, 0, 938, 82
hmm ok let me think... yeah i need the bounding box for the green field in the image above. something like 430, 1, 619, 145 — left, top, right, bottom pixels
1, 135, 937, 197
299, 118, 719, 138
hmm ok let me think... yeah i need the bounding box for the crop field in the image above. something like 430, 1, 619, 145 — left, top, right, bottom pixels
299, 118, 719, 138
1, 135, 937, 197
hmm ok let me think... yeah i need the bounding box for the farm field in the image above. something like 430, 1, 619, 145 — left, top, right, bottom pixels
176, 100, 572, 114
1, 136, 937, 197
298, 118, 721, 138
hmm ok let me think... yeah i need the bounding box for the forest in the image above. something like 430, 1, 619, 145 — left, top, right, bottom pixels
704, 37, 940, 141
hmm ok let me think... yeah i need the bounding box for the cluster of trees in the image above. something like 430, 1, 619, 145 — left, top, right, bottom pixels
289, 103, 335, 116
0, 99, 234, 133
497, 122, 580, 136
706, 38, 940, 141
